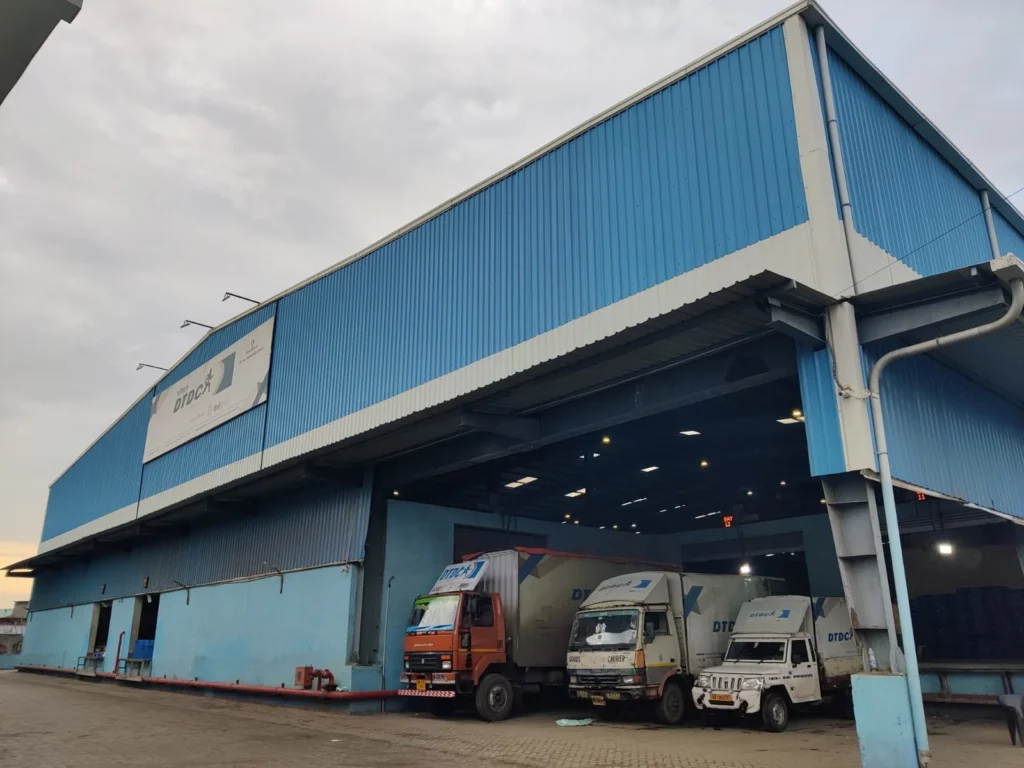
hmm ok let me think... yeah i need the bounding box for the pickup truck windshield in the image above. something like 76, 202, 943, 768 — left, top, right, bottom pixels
725, 640, 786, 662
407, 595, 460, 632
569, 609, 639, 651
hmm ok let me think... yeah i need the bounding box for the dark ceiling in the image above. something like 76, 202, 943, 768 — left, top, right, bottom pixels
399, 377, 830, 535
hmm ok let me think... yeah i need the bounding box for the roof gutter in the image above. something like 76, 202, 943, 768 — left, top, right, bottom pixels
868, 255, 1024, 768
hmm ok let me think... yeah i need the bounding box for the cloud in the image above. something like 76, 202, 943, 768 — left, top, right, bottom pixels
0, 0, 1022, 555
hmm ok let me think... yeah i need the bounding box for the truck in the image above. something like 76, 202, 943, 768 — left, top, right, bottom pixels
691, 595, 861, 732
397, 548, 659, 721
565, 571, 784, 724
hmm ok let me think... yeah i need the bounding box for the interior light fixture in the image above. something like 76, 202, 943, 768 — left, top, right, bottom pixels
680, 430, 701, 436
820, 498, 827, 504
937, 542, 954, 556
779, 480, 786, 486
777, 417, 801, 425
505, 481, 523, 488
766, 553, 775, 558
593, 452, 601, 458
739, 563, 752, 575
694, 514, 707, 520
566, 492, 580, 498
599, 525, 606, 530
674, 505, 682, 510
519, 476, 537, 484
612, 524, 618, 530
564, 513, 571, 519
746, 490, 754, 496
658, 509, 667, 514
792, 409, 804, 419
631, 523, 637, 528
641, 466, 659, 473
392, 490, 399, 497
601, 436, 611, 445
506, 476, 537, 489
621, 500, 634, 507
707, 511, 720, 516
700, 460, 709, 468
574, 520, 579, 525
635, 531, 641, 535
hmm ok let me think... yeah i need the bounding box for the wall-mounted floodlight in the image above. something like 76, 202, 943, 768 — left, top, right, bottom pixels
181, 319, 214, 330
136, 363, 168, 372
222, 292, 259, 305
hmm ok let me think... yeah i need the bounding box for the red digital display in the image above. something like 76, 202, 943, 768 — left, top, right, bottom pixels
723, 515, 734, 528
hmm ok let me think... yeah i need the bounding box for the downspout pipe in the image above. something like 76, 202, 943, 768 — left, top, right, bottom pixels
981, 191, 1002, 261
815, 24, 863, 293
869, 275, 1024, 768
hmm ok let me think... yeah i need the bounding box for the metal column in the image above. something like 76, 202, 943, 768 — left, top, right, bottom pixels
821, 474, 899, 672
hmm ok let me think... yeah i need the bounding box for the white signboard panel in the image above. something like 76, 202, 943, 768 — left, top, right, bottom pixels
428, 559, 489, 595
143, 317, 274, 462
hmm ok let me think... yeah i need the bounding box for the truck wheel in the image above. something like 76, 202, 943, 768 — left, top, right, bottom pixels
475, 674, 514, 722
655, 681, 686, 725
761, 690, 790, 732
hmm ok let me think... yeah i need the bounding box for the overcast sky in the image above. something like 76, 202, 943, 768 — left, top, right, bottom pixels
1, 0, 1022, 604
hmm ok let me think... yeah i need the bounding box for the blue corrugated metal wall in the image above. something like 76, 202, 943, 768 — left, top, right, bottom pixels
994, 210, 1024, 259
865, 343, 1024, 518
796, 343, 846, 476
42, 394, 151, 542
264, 25, 807, 449
139, 404, 267, 499
30, 471, 373, 611
826, 48, 991, 277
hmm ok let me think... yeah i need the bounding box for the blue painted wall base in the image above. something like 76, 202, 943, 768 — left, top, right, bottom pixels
851, 673, 918, 768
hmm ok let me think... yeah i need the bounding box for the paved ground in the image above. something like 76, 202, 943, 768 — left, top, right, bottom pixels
0, 671, 1020, 767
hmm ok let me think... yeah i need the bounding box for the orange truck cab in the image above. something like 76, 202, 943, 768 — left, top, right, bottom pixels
398, 548, 660, 721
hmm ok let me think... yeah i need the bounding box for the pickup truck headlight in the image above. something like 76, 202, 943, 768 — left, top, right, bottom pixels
741, 678, 765, 691
697, 674, 711, 688
441, 660, 452, 670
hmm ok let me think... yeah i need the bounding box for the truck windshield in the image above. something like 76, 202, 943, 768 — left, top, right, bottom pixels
569, 609, 639, 651
407, 595, 460, 632
724, 640, 786, 663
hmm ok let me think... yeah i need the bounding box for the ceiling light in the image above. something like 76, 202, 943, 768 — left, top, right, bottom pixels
519, 476, 537, 484
392, 490, 400, 497
766, 553, 775, 558
777, 418, 801, 425
574, 520, 579, 525
565, 492, 581, 498
779, 480, 786, 486
505, 481, 523, 488
792, 409, 803, 419
641, 466, 659, 473
700, 460, 709, 468
739, 564, 752, 575
612, 524, 618, 530
746, 490, 754, 497
601, 436, 611, 445
576, 488, 586, 495
707, 511, 720, 516
621, 500, 633, 507
635, 531, 641, 535
680, 430, 701, 436
937, 542, 954, 556
562, 520, 567, 524
658, 509, 667, 514
634, 497, 647, 503
820, 498, 827, 504
694, 514, 707, 520
506, 476, 537, 488
631, 523, 636, 528
674, 505, 682, 510
593, 452, 601, 458
564, 513, 571, 519
579, 454, 585, 460
599, 525, 606, 530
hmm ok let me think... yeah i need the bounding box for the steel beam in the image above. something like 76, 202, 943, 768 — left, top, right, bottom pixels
379, 336, 796, 486
459, 411, 540, 441
857, 286, 1006, 344
767, 298, 825, 347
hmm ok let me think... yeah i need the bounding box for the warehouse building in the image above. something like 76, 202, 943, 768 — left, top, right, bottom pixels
9, 3, 1024, 764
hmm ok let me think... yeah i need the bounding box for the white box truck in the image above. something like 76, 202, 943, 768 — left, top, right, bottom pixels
398, 548, 659, 721
691, 595, 861, 731
566, 571, 784, 724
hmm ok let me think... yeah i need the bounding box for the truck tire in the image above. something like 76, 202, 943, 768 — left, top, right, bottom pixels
475, 674, 514, 722
655, 681, 686, 725
761, 690, 790, 732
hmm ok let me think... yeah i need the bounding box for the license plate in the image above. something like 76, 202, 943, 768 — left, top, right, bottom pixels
591, 695, 606, 706
416, 680, 427, 691
606, 692, 621, 700
709, 692, 732, 704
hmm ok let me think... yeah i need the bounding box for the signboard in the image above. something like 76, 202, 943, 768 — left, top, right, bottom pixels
428, 559, 489, 595
143, 317, 274, 462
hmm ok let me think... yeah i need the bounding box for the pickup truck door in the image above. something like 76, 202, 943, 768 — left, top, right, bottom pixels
788, 638, 821, 703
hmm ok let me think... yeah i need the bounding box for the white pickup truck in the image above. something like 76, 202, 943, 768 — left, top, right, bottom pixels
691, 595, 861, 731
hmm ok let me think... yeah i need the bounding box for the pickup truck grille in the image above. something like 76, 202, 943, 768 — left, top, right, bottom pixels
710, 675, 742, 691
576, 672, 622, 687
407, 653, 443, 672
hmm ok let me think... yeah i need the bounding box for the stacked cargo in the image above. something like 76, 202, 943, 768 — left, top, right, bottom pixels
911, 587, 1024, 661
